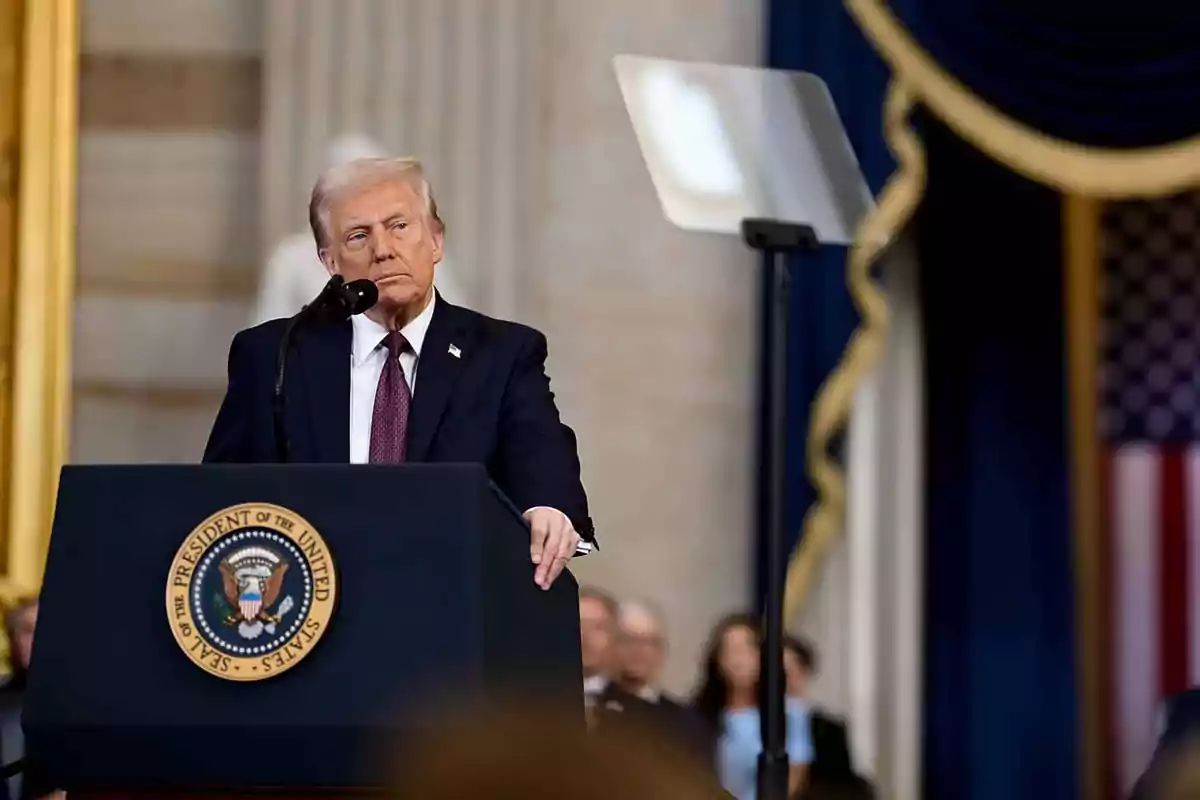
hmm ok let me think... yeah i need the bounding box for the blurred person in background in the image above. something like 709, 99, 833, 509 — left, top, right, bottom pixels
784, 636, 872, 798
1132, 686, 1200, 800
0, 599, 60, 800
255, 134, 468, 324
579, 588, 711, 767
207, 156, 593, 590
579, 586, 618, 708
694, 614, 812, 800
614, 599, 671, 701
615, 599, 712, 759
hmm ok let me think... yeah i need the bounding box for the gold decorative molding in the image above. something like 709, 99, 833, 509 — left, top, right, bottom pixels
784, 79, 926, 624
1064, 194, 1104, 800
0, 0, 22, 586
845, 0, 1200, 199
837, 4, 1199, 797
6, 0, 78, 594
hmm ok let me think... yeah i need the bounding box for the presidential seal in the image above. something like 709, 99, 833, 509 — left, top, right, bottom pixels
166, 502, 337, 681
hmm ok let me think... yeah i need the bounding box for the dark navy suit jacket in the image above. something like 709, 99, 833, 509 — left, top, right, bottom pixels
203, 296, 595, 541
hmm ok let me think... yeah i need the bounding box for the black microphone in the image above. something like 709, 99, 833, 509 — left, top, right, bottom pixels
273, 276, 379, 462
303, 275, 379, 322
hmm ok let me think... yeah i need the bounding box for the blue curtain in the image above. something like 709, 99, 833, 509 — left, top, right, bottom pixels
762, 4, 1079, 799
757, 0, 892, 607
916, 116, 1077, 800
888, 1, 1200, 147
763, 1, 1200, 797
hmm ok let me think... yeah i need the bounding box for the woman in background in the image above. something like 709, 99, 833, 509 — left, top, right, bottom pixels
693, 614, 813, 800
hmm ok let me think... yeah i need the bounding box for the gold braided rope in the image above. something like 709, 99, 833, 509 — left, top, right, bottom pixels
831, 4, 1200, 796
844, 0, 1200, 198
783, 79, 926, 624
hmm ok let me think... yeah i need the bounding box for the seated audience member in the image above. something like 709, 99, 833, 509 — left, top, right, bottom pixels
578, 587, 709, 767
693, 614, 813, 800
614, 600, 672, 702
579, 586, 619, 716
0, 599, 60, 800
579, 586, 648, 725
784, 636, 874, 798
1131, 687, 1200, 800
614, 599, 712, 761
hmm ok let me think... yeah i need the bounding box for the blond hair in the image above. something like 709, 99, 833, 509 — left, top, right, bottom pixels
308, 156, 445, 250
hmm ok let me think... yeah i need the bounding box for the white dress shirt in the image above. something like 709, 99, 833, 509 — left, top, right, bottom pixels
348, 292, 437, 464
583, 674, 609, 699
346, 293, 589, 554
634, 684, 662, 703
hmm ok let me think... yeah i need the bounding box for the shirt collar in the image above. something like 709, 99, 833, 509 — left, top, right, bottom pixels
351, 291, 437, 367
634, 685, 661, 703
583, 674, 608, 697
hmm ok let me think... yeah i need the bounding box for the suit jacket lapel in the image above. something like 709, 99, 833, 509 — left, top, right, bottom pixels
296, 321, 351, 462
407, 298, 473, 462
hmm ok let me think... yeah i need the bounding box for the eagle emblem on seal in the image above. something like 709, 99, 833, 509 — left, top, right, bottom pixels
215, 546, 295, 640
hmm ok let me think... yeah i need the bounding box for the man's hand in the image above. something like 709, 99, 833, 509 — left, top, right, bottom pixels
524, 507, 580, 590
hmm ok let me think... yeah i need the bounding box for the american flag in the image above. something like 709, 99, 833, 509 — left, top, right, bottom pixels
1101, 192, 1200, 795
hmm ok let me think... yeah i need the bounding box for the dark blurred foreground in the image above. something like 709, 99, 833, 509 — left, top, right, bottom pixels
388, 700, 728, 799
383, 697, 876, 800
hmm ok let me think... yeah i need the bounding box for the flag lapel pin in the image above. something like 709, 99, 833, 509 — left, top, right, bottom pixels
448, 344, 461, 359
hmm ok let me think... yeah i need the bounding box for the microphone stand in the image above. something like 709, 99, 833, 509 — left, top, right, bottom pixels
273, 275, 345, 463
272, 311, 308, 464
272, 275, 379, 463
742, 218, 818, 800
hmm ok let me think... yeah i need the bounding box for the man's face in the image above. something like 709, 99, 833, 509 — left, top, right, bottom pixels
783, 647, 809, 698
579, 597, 615, 676
617, 612, 665, 688
321, 179, 443, 315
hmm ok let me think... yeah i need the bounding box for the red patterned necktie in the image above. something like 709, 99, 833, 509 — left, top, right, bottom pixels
368, 331, 411, 464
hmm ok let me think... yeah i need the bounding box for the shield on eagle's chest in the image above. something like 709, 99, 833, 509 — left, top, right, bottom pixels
239, 590, 262, 621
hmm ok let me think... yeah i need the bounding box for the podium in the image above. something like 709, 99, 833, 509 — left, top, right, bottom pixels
23, 464, 583, 797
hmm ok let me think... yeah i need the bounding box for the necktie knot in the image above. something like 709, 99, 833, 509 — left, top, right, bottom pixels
384, 331, 409, 358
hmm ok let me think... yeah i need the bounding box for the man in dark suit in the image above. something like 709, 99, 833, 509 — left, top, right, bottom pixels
1131, 687, 1200, 800
205, 156, 593, 589
577, 590, 712, 769
784, 637, 873, 797
609, 600, 712, 763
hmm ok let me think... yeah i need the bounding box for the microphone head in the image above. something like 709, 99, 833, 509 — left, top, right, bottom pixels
341, 279, 378, 315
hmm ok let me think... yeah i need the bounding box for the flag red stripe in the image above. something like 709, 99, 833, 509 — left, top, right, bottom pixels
1159, 450, 1189, 697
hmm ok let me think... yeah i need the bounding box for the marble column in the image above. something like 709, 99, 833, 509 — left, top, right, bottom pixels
261, 0, 549, 318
